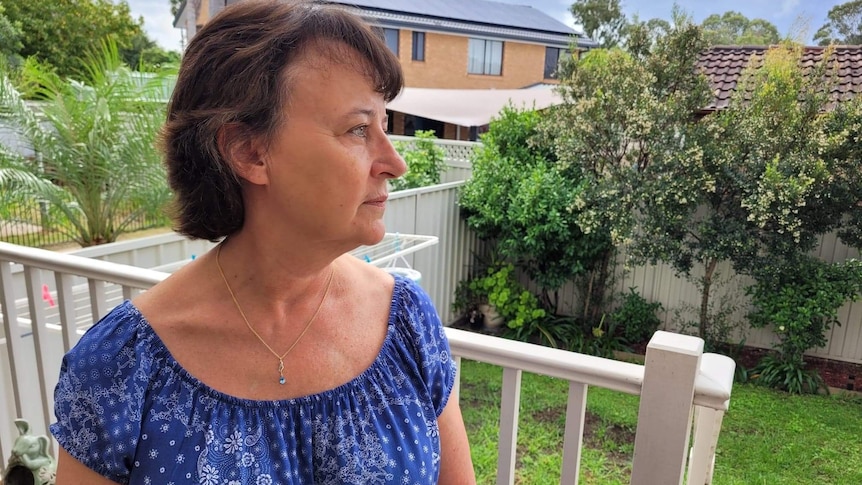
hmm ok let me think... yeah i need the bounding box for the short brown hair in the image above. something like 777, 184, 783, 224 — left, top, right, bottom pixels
161, 0, 403, 240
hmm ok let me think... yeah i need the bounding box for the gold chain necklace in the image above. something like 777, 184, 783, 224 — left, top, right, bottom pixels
215, 243, 335, 385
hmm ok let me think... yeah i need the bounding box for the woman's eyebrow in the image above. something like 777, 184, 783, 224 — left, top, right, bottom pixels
344, 107, 379, 118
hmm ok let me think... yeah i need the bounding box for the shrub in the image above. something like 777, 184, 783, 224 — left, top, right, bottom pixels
459, 105, 610, 293
747, 256, 862, 394
390, 130, 446, 191
610, 287, 663, 345
467, 262, 547, 331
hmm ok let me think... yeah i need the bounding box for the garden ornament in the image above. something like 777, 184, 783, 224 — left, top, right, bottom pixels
2, 419, 56, 485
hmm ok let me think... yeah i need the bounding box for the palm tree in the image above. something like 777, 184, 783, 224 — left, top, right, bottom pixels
0, 41, 172, 246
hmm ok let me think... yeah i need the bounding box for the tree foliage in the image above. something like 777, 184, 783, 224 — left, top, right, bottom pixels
0, 5, 24, 68
1, 0, 173, 78
747, 256, 862, 393
569, 1, 781, 52
633, 43, 861, 346
0, 41, 172, 246
459, 106, 610, 295
545, 19, 711, 323
814, 0, 862, 46
569, 0, 628, 49
170, 0, 183, 17
390, 130, 446, 191
701, 11, 781, 46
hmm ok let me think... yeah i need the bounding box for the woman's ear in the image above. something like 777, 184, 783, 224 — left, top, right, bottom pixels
217, 123, 269, 186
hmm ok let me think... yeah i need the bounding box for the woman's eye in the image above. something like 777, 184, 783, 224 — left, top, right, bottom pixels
351, 125, 369, 138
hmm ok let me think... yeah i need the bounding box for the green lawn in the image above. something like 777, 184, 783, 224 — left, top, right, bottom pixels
459, 360, 862, 485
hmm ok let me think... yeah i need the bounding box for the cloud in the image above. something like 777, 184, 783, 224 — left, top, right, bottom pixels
779, 0, 801, 17
128, 0, 184, 51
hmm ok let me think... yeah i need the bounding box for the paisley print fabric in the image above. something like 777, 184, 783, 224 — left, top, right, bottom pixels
50, 276, 455, 484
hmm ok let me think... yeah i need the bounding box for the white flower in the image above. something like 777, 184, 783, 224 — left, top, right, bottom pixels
256, 474, 273, 485
224, 430, 243, 454
199, 464, 219, 485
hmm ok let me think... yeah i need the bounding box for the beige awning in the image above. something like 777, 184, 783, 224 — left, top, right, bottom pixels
386, 85, 561, 127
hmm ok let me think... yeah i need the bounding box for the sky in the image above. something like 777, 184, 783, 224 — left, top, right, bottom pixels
126, 0, 847, 52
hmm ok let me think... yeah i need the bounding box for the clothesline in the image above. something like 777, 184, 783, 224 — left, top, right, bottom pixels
349, 233, 438, 268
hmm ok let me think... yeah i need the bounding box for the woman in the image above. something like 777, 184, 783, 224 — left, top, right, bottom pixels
50, 1, 476, 483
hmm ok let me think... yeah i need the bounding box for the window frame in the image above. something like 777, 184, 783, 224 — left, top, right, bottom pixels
467, 38, 503, 76
382, 28, 399, 57
412, 31, 426, 61
544, 46, 567, 79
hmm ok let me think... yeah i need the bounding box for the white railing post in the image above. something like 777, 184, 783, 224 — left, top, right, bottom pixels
631, 331, 704, 485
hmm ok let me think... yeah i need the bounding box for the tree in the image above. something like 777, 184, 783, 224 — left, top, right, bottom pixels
701, 11, 780, 46
121, 32, 181, 69
570, 0, 628, 49
0, 41, 172, 246
544, 20, 712, 325
0, 5, 23, 68
630, 44, 859, 347
170, 0, 183, 17
2, 0, 148, 78
814, 0, 862, 45
625, 16, 672, 58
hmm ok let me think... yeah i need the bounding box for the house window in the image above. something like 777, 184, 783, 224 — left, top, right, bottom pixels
467, 38, 503, 76
544, 47, 567, 79
383, 28, 399, 56
412, 31, 426, 61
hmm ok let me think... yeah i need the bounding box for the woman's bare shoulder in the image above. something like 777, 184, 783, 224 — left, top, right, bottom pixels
132, 256, 224, 330
335, 254, 396, 296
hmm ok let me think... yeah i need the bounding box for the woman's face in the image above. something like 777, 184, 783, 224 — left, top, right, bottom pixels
251, 45, 407, 251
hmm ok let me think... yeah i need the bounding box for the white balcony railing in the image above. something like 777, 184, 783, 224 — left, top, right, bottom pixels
0, 240, 735, 484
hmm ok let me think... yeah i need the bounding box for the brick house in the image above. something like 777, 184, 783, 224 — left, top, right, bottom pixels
173, 0, 593, 139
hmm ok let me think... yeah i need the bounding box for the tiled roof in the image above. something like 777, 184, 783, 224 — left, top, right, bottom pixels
696, 45, 862, 112
333, 0, 578, 36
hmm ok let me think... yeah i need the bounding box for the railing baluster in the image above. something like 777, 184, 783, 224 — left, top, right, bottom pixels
497, 367, 522, 485
687, 353, 735, 485
452, 355, 462, 405
88, 278, 109, 323
560, 382, 588, 484
24, 266, 55, 448
0, 259, 23, 471
0, 259, 26, 418
55, 272, 78, 352
24, 266, 53, 453
687, 406, 725, 485
122, 284, 138, 301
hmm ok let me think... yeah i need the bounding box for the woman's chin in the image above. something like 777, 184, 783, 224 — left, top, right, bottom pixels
355, 224, 387, 248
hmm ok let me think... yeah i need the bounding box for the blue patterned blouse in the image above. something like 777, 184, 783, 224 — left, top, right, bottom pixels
51, 276, 456, 484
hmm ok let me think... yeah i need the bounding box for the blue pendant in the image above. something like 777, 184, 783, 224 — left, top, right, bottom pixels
278, 360, 286, 385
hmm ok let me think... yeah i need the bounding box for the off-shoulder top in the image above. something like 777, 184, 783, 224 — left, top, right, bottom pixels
50, 276, 455, 484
